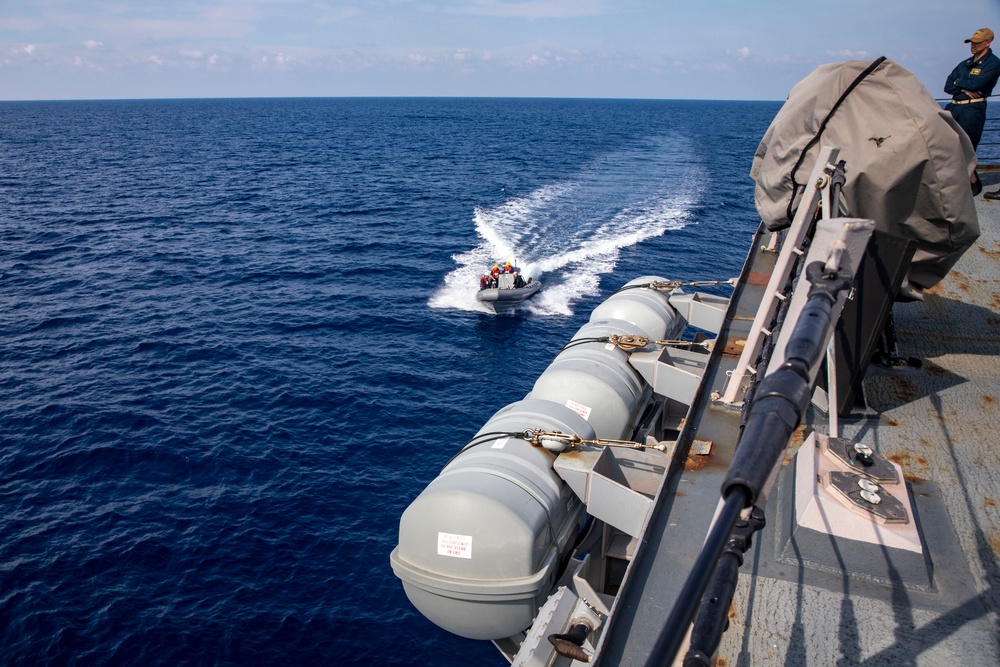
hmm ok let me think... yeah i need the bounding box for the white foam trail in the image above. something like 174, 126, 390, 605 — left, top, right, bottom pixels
429, 134, 706, 315
473, 183, 573, 261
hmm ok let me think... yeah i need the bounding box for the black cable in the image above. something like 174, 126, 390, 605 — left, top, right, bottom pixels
440, 430, 530, 469
645, 262, 853, 667
644, 488, 749, 667
934, 94, 998, 101
559, 337, 610, 352
611, 280, 735, 296
612, 282, 663, 295
784, 56, 887, 226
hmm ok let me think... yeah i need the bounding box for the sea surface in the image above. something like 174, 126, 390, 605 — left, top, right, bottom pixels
0, 97, 781, 665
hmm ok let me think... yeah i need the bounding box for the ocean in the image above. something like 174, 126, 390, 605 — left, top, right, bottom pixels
0, 97, 781, 665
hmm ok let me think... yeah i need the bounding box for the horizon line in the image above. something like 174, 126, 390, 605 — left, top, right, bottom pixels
0, 94, 787, 104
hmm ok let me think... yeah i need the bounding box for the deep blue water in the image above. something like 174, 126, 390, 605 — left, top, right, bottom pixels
0, 97, 780, 665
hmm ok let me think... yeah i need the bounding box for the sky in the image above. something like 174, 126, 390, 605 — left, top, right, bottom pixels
2, 0, 999, 102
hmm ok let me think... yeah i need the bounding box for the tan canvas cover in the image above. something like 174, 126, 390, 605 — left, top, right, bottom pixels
751, 58, 980, 290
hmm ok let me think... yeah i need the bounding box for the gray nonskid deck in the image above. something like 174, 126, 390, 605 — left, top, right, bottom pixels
719, 192, 1000, 665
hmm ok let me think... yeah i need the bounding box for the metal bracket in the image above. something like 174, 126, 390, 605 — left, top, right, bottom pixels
829, 472, 909, 524
822, 436, 900, 484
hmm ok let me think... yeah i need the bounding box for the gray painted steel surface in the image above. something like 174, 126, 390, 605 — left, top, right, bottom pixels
392, 281, 681, 642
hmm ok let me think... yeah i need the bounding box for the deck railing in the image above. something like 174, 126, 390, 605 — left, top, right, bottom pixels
977, 113, 1000, 168
939, 97, 1000, 168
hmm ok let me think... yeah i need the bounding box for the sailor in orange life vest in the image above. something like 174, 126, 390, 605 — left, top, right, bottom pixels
480, 274, 491, 290
490, 264, 501, 283
503, 261, 514, 274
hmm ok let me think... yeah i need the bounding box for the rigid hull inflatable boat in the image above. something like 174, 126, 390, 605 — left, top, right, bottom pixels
476, 270, 541, 308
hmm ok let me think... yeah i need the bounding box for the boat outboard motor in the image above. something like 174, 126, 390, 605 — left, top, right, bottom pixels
391, 277, 686, 640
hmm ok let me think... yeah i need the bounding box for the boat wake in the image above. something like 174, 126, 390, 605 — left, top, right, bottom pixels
429, 134, 705, 315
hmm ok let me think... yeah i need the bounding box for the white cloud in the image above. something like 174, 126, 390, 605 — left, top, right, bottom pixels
22, 44, 35, 55
450, 49, 497, 65
147, 55, 163, 65
84, 40, 104, 50
827, 49, 870, 59
258, 51, 297, 69
738, 46, 750, 59
180, 50, 204, 58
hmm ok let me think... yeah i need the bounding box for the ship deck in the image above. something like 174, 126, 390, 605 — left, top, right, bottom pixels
715, 185, 1000, 664
593, 176, 1000, 666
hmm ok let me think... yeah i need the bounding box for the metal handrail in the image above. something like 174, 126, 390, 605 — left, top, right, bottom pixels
937, 95, 1000, 167
977, 115, 1000, 167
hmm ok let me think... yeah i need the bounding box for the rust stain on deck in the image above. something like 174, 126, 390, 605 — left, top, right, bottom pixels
991, 533, 1000, 557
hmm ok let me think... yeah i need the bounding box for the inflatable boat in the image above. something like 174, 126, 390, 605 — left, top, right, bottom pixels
476, 270, 541, 307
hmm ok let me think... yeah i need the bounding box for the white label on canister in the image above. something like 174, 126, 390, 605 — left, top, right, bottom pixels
492, 437, 509, 449
565, 399, 592, 420
437, 532, 473, 559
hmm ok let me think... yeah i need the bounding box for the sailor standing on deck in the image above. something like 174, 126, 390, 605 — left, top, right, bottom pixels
945, 28, 1000, 151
